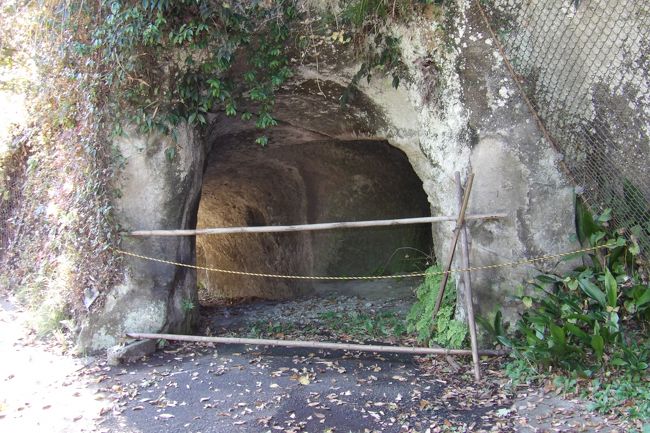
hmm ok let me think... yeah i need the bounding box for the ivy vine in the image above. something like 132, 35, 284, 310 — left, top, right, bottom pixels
82, 0, 300, 145
63, 0, 450, 147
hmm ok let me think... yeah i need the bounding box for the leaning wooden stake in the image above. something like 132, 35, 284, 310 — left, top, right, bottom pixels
455, 172, 481, 382
126, 332, 508, 357
431, 173, 475, 318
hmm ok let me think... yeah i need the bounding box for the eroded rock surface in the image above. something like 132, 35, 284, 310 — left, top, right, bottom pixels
80, 1, 582, 351
79, 126, 204, 351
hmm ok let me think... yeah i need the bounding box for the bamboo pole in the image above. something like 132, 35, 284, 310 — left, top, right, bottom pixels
126, 332, 508, 357
124, 213, 506, 237
455, 172, 481, 382
431, 174, 475, 318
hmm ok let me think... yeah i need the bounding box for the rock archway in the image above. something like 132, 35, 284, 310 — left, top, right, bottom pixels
79, 5, 579, 352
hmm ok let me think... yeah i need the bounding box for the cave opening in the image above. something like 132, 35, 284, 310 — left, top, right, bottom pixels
195, 130, 434, 315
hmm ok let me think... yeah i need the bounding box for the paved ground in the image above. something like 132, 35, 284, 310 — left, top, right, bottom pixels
1, 292, 634, 433
98, 342, 511, 433
0, 296, 109, 433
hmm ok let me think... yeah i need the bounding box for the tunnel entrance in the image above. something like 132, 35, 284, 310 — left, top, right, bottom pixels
196, 135, 433, 306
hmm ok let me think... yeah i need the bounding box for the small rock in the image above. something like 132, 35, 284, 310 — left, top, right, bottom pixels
107, 340, 157, 366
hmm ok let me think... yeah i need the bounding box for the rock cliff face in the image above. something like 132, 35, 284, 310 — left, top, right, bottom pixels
78, 127, 205, 350
79, 0, 578, 351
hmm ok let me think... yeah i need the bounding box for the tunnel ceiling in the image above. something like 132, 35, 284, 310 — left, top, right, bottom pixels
205, 79, 388, 147
196, 125, 433, 303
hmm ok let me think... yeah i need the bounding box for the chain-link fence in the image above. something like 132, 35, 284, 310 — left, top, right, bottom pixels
480, 0, 650, 254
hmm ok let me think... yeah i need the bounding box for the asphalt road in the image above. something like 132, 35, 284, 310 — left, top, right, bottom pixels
99, 342, 510, 433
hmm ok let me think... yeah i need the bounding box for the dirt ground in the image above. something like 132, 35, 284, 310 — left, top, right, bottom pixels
0, 296, 108, 432
0, 291, 633, 433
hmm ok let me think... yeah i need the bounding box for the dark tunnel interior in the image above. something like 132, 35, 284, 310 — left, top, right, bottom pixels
196, 135, 433, 305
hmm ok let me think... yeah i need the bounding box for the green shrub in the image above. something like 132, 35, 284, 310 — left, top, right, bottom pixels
487, 202, 649, 426
319, 311, 407, 340
406, 265, 468, 349
495, 202, 649, 374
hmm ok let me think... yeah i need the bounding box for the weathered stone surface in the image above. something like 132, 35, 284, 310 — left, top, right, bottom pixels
79, 1, 587, 350
78, 125, 204, 351
453, 3, 579, 320
368, 2, 579, 323
294, 2, 578, 324
106, 340, 157, 366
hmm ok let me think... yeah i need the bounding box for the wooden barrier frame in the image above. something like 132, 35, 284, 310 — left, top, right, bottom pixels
124, 172, 500, 382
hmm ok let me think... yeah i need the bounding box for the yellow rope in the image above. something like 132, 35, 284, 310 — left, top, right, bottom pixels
115, 245, 603, 281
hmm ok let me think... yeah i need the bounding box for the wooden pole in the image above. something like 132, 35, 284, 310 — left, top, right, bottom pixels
455, 172, 481, 382
431, 174, 475, 318
124, 213, 506, 237
126, 332, 508, 357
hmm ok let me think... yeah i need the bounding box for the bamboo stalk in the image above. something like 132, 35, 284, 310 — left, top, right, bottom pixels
124, 213, 506, 237
126, 332, 508, 356
431, 174, 475, 318
455, 172, 481, 382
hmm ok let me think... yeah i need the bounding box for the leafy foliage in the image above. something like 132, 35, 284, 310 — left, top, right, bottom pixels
77, 0, 450, 141
88, 0, 300, 143
587, 368, 650, 420
338, 0, 449, 104
406, 265, 468, 349
596, 176, 650, 258
319, 310, 407, 340
341, 32, 407, 105
0, 1, 123, 335
181, 298, 196, 312
496, 203, 649, 372
488, 201, 649, 424
244, 311, 406, 342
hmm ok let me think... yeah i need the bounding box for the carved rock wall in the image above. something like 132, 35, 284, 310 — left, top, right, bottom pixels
79, 0, 579, 350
